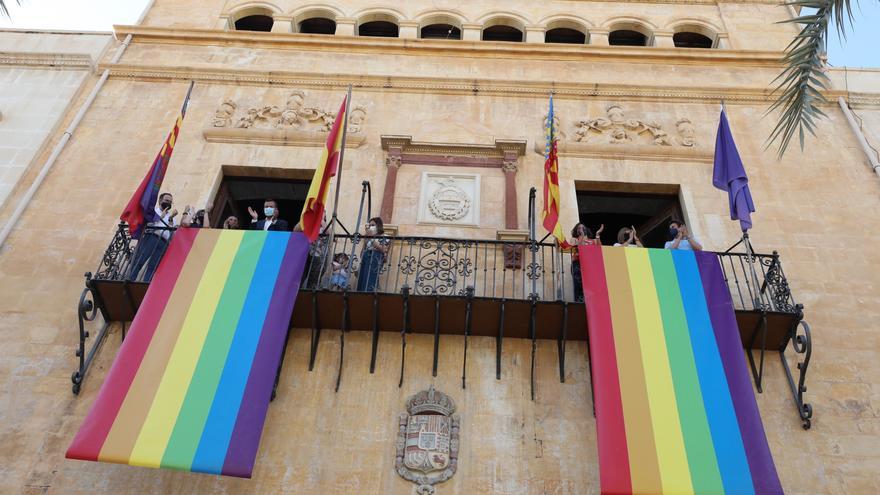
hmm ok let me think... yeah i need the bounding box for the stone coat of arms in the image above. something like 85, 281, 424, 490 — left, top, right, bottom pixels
396, 386, 460, 494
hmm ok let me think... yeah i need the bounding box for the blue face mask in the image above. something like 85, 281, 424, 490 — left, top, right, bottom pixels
669, 227, 679, 238
264, 207, 275, 217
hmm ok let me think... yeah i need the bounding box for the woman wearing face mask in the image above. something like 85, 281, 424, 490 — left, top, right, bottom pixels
223, 216, 240, 229
614, 226, 643, 247
569, 222, 603, 302
356, 217, 390, 292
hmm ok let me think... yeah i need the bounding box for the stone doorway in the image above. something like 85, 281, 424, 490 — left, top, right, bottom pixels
575, 181, 683, 248
209, 166, 314, 229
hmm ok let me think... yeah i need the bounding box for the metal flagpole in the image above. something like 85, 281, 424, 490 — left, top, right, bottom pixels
324, 84, 353, 287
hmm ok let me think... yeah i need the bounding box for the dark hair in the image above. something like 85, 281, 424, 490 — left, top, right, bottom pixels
369, 217, 385, 235
571, 223, 593, 239
333, 252, 350, 263
264, 198, 277, 206
669, 219, 684, 228
159, 193, 172, 202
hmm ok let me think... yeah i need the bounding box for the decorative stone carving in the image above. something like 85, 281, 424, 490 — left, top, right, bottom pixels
575, 103, 673, 146
396, 386, 460, 495
428, 178, 471, 222
211, 99, 236, 127
418, 173, 480, 227
386, 155, 402, 168
211, 90, 367, 133
501, 158, 518, 173
676, 118, 696, 147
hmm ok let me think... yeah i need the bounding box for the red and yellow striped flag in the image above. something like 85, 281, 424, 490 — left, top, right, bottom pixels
542, 95, 571, 249
300, 95, 347, 242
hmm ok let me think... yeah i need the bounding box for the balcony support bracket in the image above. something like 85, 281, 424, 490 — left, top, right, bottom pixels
529, 294, 538, 401
432, 296, 440, 377
496, 299, 505, 380
399, 286, 410, 388
369, 292, 380, 374
335, 291, 350, 392
746, 310, 768, 393
780, 305, 813, 429
308, 289, 322, 371
462, 287, 474, 389
558, 302, 568, 383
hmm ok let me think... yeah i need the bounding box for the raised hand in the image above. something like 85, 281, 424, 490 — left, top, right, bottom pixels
248, 206, 258, 220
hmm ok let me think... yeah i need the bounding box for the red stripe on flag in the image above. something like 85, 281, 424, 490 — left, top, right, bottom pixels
579, 245, 632, 493
301, 96, 346, 241
65, 228, 198, 461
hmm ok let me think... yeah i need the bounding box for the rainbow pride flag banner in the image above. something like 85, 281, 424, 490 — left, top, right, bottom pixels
67, 228, 308, 478
579, 246, 783, 495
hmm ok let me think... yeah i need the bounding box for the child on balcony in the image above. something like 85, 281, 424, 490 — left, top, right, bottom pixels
329, 252, 351, 291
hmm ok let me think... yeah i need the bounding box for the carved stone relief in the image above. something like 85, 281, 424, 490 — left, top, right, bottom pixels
534, 102, 713, 162
210, 90, 366, 133
396, 386, 460, 495
418, 173, 480, 227
204, 90, 368, 147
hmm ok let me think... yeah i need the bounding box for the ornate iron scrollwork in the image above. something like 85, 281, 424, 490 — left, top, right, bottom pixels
780, 308, 813, 429
761, 254, 795, 313
94, 223, 135, 281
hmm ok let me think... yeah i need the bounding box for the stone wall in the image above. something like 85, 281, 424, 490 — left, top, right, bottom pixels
0, 4, 879, 494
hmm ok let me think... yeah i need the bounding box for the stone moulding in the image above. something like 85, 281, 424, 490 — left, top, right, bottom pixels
0, 51, 95, 70
202, 127, 366, 147
103, 64, 880, 108
532, 140, 714, 162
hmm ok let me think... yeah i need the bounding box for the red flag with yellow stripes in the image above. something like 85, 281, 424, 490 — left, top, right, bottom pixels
543, 95, 571, 249
300, 95, 347, 242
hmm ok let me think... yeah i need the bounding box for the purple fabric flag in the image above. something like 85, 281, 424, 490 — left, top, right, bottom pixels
713, 108, 756, 232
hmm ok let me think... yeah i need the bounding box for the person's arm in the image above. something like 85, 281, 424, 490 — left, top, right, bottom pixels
669, 232, 683, 249
595, 224, 605, 241
688, 237, 703, 251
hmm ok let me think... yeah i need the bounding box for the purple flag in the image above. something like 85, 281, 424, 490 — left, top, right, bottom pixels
713, 109, 755, 232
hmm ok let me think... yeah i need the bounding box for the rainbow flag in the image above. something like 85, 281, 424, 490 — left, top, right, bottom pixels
579, 246, 782, 495
66, 228, 308, 478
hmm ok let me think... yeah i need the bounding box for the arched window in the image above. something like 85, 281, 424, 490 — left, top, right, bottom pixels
359, 20, 399, 37
421, 24, 461, 40
299, 17, 336, 35
483, 25, 523, 42
673, 31, 713, 48
234, 14, 274, 32
545, 28, 586, 44
609, 29, 647, 46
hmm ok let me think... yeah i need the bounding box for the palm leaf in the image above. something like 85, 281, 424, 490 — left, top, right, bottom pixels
0, 1, 20, 18
768, 0, 862, 156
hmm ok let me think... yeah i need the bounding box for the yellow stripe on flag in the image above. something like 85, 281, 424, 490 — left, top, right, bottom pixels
625, 248, 694, 494
128, 230, 244, 468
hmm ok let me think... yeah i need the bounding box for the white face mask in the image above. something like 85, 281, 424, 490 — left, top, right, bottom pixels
368, 225, 377, 234
264, 206, 275, 217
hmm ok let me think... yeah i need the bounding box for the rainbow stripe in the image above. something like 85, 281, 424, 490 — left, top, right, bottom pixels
580, 246, 783, 495
66, 229, 309, 478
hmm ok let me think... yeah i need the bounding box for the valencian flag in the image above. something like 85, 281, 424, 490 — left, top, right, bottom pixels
579, 245, 783, 494
67, 229, 310, 477
299, 94, 347, 242
542, 94, 570, 249
120, 81, 194, 239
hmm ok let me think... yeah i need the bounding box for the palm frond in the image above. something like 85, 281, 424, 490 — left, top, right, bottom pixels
768, 0, 857, 157
0, 1, 20, 19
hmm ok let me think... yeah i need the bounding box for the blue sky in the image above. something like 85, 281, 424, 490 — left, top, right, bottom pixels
0, 0, 878, 67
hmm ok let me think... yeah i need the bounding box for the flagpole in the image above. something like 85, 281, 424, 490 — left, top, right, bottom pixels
325, 84, 352, 288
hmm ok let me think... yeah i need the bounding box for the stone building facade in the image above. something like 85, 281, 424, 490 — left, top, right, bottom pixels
0, 0, 879, 493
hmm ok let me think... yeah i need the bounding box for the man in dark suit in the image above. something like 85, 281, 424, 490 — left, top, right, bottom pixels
248, 198, 290, 231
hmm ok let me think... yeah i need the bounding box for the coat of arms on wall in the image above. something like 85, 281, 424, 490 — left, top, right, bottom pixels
396, 386, 460, 495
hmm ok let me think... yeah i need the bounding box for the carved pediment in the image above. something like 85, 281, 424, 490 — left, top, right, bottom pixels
206, 90, 367, 147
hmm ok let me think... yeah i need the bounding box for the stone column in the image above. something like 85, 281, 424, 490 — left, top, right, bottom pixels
399, 21, 419, 39
335, 17, 357, 36
380, 150, 402, 222
272, 16, 293, 33
462, 23, 482, 41
653, 30, 675, 47
502, 153, 519, 229
588, 28, 609, 45
525, 26, 546, 43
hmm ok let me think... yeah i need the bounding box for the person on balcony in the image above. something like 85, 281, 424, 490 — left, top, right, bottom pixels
614, 226, 643, 247
329, 252, 351, 291
222, 215, 240, 229
248, 199, 289, 231
357, 217, 390, 292
129, 192, 178, 282
665, 220, 703, 251
570, 223, 603, 302
180, 206, 207, 228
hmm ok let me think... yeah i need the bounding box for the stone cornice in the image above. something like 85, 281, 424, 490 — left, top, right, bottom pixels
102, 63, 880, 108
0, 51, 95, 70
113, 25, 784, 68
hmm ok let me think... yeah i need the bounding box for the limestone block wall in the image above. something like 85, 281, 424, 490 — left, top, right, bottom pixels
0, 30, 110, 210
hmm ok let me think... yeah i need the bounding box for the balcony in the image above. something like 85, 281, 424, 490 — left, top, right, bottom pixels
71, 203, 812, 429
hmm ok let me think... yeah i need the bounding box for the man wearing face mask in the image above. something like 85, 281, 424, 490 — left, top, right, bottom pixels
248, 198, 289, 231
129, 192, 179, 282
665, 219, 703, 251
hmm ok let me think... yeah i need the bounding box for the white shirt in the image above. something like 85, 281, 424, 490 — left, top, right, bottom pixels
665, 237, 700, 250
613, 243, 639, 248
252, 218, 276, 231
147, 206, 177, 240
